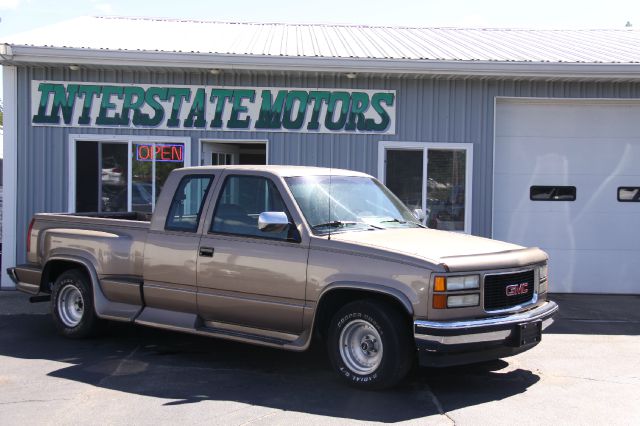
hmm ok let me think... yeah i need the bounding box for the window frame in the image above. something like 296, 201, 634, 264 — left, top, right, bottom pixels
68, 134, 191, 213
617, 186, 640, 202
529, 185, 577, 202
208, 174, 300, 243
164, 174, 215, 233
377, 141, 474, 234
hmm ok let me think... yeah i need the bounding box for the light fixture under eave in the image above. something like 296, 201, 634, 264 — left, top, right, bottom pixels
68, 65, 80, 71
208, 68, 222, 75
345, 72, 357, 79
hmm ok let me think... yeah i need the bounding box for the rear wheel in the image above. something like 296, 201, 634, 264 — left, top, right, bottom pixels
327, 299, 413, 390
51, 269, 101, 338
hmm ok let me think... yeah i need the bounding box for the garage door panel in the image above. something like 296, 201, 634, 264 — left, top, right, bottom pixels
493, 211, 640, 250
544, 248, 638, 294
494, 173, 640, 213
494, 100, 640, 294
495, 137, 640, 175
496, 102, 640, 139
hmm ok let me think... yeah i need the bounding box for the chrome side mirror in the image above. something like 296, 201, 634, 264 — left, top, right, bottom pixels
258, 211, 290, 233
413, 208, 426, 222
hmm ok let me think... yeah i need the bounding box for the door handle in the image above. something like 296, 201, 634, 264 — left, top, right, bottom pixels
199, 247, 214, 257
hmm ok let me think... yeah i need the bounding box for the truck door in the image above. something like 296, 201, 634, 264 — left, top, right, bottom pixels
143, 173, 216, 313
196, 171, 309, 334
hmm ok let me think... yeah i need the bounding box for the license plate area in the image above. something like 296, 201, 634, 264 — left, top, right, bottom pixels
510, 321, 542, 347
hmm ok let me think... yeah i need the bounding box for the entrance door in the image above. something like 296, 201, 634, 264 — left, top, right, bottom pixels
379, 142, 473, 233
493, 99, 640, 294
201, 143, 239, 166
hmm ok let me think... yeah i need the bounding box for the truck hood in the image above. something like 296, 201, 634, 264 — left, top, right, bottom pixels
329, 228, 547, 272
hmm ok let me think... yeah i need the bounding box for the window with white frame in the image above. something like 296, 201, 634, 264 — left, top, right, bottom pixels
74, 138, 188, 213
378, 142, 473, 233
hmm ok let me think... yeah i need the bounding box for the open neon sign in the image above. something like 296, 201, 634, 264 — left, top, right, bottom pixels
136, 144, 184, 163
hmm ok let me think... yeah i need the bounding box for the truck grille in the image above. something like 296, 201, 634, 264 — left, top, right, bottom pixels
484, 270, 535, 311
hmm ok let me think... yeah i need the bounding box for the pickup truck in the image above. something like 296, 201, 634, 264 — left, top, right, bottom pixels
9, 165, 558, 389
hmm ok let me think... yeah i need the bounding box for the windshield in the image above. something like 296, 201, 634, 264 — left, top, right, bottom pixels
286, 175, 422, 234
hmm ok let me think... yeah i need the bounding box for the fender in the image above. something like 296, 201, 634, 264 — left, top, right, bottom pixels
44, 255, 142, 322
317, 281, 415, 316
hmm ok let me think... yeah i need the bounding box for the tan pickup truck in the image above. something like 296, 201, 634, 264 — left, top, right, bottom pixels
9, 165, 558, 389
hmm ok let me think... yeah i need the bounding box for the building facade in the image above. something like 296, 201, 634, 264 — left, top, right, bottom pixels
2, 18, 640, 293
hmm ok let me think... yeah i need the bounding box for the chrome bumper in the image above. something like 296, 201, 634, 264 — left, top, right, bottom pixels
414, 300, 559, 347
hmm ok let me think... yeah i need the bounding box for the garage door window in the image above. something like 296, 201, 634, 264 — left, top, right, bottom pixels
530, 186, 576, 201
617, 187, 640, 202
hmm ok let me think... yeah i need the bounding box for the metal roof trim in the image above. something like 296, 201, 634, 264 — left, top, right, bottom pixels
4, 44, 640, 80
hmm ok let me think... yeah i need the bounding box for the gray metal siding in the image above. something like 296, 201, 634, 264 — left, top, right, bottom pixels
13, 65, 640, 263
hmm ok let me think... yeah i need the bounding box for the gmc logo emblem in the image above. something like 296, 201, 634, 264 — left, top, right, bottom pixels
505, 283, 529, 296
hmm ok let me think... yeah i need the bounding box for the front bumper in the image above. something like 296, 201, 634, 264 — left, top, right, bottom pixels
414, 300, 558, 367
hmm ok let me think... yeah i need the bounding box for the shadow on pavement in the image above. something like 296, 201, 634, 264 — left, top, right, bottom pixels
546, 294, 640, 336
0, 312, 539, 422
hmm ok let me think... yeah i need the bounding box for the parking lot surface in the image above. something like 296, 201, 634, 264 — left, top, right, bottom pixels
0, 292, 638, 425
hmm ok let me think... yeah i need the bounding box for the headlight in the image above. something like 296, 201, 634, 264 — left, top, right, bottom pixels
539, 264, 549, 293
445, 275, 480, 291
447, 294, 480, 308
540, 264, 548, 281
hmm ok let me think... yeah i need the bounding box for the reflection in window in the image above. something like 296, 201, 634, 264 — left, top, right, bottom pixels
100, 143, 128, 212
426, 149, 466, 231
385, 150, 423, 211
618, 187, 640, 202
530, 186, 576, 201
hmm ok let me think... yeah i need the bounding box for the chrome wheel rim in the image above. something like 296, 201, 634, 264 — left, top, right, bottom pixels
339, 319, 383, 375
58, 284, 84, 328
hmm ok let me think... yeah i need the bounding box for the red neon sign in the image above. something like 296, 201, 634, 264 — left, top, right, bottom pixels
136, 144, 183, 162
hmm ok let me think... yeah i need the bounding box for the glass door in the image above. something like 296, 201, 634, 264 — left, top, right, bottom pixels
381, 142, 472, 233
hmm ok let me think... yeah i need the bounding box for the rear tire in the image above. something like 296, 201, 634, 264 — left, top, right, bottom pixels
327, 299, 413, 390
51, 269, 101, 339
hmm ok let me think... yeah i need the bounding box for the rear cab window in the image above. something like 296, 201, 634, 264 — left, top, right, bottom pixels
165, 175, 214, 232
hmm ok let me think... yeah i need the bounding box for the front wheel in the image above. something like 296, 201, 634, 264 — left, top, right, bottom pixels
327, 300, 413, 390
51, 269, 101, 338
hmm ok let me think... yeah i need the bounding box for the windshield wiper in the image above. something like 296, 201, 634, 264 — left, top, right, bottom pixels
379, 218, 407, 224
312, 220, 383, 230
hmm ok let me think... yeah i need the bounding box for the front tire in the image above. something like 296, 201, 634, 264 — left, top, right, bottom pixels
327, 299, 413, 390
51, 269, 101, 338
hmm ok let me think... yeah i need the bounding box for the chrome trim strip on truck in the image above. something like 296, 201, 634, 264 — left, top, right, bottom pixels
414, 301, 558, 345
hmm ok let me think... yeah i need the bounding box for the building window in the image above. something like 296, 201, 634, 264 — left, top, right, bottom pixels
74, 139, 187, 213
380, 142, 473, 233
530, 186, 576, 201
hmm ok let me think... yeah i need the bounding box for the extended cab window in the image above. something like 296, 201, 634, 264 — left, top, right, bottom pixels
165, 175, 213, 232
210, 175, 291, 240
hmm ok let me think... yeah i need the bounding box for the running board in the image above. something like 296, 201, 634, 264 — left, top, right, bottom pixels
133, 307, 301, 349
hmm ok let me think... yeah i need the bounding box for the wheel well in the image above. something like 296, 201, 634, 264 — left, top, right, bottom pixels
313, 288, 412, 340
40, 260, 90, 293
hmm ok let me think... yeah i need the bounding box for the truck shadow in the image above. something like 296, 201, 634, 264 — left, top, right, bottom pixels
0, 313, 539, 422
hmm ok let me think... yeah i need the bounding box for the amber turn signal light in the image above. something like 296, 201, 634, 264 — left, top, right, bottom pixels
434, 276, 446, 292
433, 294, 447, 309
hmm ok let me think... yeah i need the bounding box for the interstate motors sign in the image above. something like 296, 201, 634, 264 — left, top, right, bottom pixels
31, 81, 396, 134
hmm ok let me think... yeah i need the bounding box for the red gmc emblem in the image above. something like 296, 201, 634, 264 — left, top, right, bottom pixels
505, 283, 529, 296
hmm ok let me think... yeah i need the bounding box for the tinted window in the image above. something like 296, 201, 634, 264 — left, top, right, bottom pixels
530, 186, 576, 201
165, 175, 213, 232
618, 187, 640, 202
211, 175, 290, 240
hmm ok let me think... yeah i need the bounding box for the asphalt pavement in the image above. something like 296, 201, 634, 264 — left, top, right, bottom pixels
0, 291, 638, 425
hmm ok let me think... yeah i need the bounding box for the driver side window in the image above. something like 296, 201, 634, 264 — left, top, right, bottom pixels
210, 175, 291, 240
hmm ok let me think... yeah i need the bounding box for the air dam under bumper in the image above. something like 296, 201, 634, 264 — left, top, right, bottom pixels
414, 300, 559, 367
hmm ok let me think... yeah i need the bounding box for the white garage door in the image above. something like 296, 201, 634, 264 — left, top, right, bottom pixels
493, 99, 640, 294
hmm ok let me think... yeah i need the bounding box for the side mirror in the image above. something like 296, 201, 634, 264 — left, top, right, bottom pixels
258, 211, 290, 233
413, 208, 426, 222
